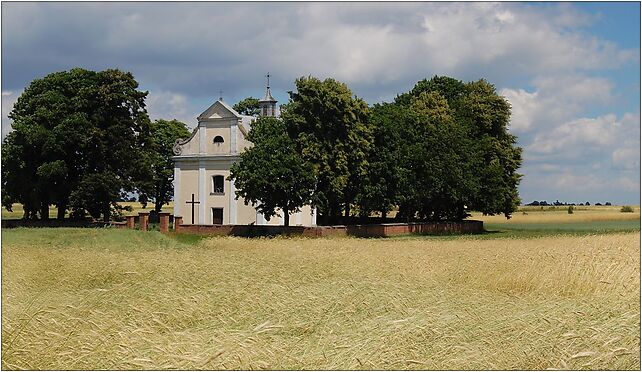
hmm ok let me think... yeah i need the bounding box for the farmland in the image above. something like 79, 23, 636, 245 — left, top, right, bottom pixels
2, 205, 640, 370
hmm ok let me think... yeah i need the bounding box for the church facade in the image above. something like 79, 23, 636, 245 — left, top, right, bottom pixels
172, 82, 317, 226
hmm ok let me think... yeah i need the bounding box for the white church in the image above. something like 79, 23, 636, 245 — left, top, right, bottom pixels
172, 78, 317, 226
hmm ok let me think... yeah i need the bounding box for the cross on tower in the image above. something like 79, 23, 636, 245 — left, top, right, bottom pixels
266, 72, 270, 89
218, 90, 223, 101
186, 193, 200, 224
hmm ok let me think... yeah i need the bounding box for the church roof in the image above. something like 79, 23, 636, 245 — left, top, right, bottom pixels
197, 99, 242, 120
259, 87, 277, 103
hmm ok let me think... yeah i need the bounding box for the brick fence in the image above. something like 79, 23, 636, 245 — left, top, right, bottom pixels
3, 215, 483, 237
174, 220, 483, 237
2, 211, 173, 232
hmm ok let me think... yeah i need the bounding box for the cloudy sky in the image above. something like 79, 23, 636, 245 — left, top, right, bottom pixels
2, 2, 640, 204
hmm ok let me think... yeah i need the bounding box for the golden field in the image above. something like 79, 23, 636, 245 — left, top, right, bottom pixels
1, 228, 639, 370
471, 205, 640, 224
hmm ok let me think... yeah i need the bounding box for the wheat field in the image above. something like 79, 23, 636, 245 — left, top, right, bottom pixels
1, 228, 639, 370
471, 205, 641, 224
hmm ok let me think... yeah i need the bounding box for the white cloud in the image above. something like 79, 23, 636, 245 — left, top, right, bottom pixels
612, 147, 641, 170
145, 90, 198, 129
4, 2, 637, 102
1, 91, 20, 139
1, 2, 639, 203
501, 75, 615, 134
527, 113, 637, 157
553, 172, 606, 192
501, 89, 539, 132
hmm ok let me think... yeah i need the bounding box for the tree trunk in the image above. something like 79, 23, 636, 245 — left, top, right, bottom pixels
103, 205, 110, 223
382, 210, 387, 220
344, 203, 351, 218
283, 207, 290, 227
155, 193, 163, 213
57, 203, 66, 220
40, 202, 49, 221
155, 180, 165, 213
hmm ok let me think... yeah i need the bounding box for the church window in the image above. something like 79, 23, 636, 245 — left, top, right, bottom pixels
212, 208, 223, 225
212, 175, 224, 194
213, 136, 224, 144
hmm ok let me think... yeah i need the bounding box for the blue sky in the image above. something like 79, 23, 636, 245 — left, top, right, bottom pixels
2, 2, 640, 205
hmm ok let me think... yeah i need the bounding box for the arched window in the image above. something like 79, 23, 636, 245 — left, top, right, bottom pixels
212, 175, 224, 194
213, 136, 224, 144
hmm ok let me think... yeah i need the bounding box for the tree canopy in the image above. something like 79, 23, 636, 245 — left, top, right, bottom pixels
3, 70, 521, 224
280, 76, 372, 223
138, 119, 191, 213
228, 116, 315, 226
398, 76, 523, 218
232, 75, 521, 223
2, 68, 152, 221
233, 97, 260, 116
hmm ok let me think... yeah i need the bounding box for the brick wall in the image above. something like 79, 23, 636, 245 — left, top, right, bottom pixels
175, 221, 482, 237
346, 221, 483, 237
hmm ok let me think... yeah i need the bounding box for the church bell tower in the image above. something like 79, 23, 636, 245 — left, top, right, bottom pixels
259, 73, 277, 117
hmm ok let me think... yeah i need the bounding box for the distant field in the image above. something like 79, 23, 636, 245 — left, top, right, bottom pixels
2, 228, 640, 370
466, 205, 640, 238
471, 205, 640, 224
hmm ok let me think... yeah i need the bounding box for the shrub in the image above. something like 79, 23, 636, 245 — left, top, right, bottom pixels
568, 205, 574, 214
620, 205, 634, 213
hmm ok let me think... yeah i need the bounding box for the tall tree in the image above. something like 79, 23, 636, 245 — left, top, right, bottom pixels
281, 76, 372, 223
396, 76, 522, 219
233, 97, 260, 116
2, 68, 152, 221
139, 119, 191, 213
229, 116, 315, 226
355, 103, 406, 219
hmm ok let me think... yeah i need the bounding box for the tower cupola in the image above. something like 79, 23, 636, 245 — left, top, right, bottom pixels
259, 73, 277, 117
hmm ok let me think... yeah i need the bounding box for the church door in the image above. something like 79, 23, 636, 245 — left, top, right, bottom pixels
212, 208, 224, 225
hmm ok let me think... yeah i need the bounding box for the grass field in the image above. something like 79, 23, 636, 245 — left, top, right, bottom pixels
2, 223, 640, 370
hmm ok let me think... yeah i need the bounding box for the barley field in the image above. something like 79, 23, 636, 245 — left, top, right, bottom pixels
2, 227, 639, 370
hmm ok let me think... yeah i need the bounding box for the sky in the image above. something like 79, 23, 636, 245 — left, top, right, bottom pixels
2, 2, 640, 205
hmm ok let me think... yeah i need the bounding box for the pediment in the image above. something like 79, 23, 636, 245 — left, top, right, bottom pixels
197, 100, 241, 120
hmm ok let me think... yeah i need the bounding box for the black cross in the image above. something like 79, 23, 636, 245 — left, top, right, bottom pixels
186, 193, 200, 224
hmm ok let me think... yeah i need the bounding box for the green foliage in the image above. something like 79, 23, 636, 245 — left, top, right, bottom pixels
568, 205, 574, 214
2, 68, 151, 221
233, 97, 260, 116
620, 205, 634, 213
355, 103, 406, 218
281, 76, 372, 222
229, 116, 316, 226
139, 119, 191, 212
357, 76, 522, 221
392, 76, 522, 220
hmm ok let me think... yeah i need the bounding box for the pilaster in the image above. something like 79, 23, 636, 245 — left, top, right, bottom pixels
199, 121, 206, 154
173, 166, 181, 217
229, 180, 237, 224
198, 162, 206, 224
231, 120, 238, 154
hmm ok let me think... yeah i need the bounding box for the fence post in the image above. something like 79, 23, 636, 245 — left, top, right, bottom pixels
125, 215, 136, 229
159, 212, 170, 233
138, 212, 149, 231
174, 216, 183, 232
